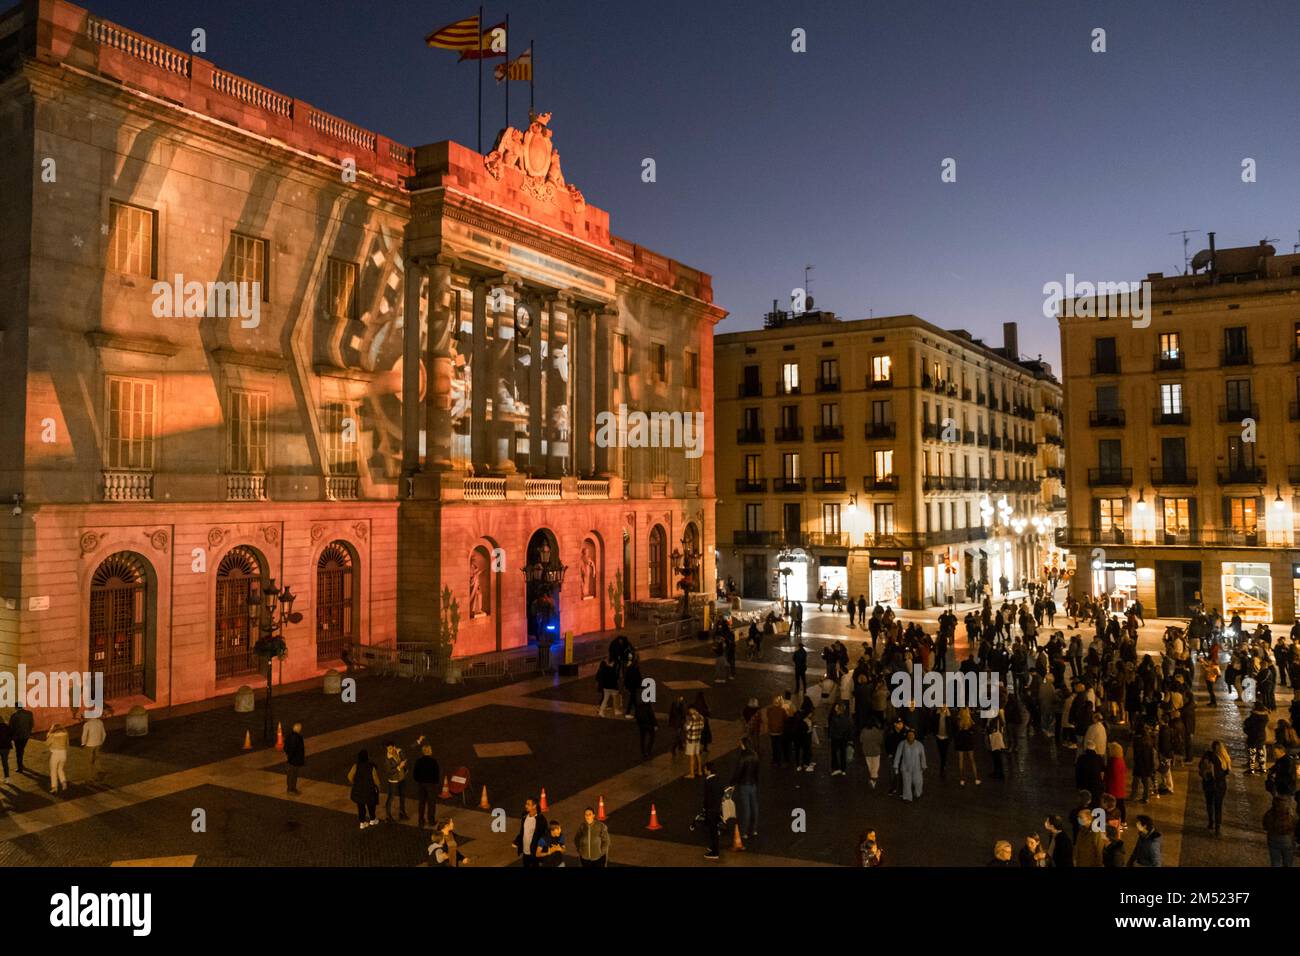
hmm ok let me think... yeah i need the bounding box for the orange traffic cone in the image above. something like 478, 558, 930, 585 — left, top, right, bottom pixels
241, 730, 253, 751
539, 787, 549, 812
646, 804, 663, 830
733, 822, 746, 851
479, 785, 490, 810
597, 795, 607, 821
274, 722, 284, 751
439, 775, 451, 799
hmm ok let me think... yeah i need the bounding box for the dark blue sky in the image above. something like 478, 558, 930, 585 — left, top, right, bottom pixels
86, 0, 1300, 368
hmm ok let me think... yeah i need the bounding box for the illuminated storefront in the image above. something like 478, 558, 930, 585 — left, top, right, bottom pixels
870, 556, 902, 607
1092, 557, 1137, 613
1221, 562, 1271, 623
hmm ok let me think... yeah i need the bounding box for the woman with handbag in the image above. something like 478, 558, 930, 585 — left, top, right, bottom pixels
347, 749, 382, 829
987, 710, 1008, 780
955, 708, 981, 786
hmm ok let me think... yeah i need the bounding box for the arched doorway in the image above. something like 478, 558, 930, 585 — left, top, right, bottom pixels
648, 525, 668, 598
89, 552, 151, 699
524, 529, 563, 643
682, 522, 701, 593
216, 546, 264, 680
317, 541, 356, 663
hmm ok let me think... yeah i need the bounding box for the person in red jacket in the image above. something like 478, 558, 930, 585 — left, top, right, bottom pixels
1105, 741, 1129, 825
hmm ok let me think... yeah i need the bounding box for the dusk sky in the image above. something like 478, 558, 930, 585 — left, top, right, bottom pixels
87, 0, 1300, 369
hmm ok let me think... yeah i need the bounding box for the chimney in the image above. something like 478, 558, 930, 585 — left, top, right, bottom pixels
1002, 321, 1019, 360
1208, 231, 1216, 274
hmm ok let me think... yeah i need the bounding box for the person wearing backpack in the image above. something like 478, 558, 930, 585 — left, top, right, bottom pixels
1198, 741, 1231, 836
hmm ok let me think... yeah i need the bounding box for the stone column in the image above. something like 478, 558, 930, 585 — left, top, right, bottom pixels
401, 258, 426, 476
526, 292, 544, 475
572, 307, 591, 478
595, 305, 617, 478
426, 257, 456, 470
546, 294, 572, 477
470, 278, 489, 473
490, 278, 521, 474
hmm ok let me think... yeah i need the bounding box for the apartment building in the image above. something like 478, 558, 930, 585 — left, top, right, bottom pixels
715, 310, 1063, 609
1059, 236, 1300, 623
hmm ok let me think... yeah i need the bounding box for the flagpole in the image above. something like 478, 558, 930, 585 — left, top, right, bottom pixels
530, 37, 535, 114
477, 5, 483, 152
504, 14, 509, 131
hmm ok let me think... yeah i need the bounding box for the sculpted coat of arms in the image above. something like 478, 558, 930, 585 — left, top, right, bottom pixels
485, 111, 586, 211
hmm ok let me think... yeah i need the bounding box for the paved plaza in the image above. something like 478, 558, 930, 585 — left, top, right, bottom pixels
0, 602, 1288, 867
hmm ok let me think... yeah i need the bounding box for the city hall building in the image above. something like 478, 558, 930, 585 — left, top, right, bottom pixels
1060, 237, 1300, 624
0, 0, 721, 720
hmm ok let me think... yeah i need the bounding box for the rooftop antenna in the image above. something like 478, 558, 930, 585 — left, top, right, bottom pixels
1294, 230, 1299, 254
803, 264, 814, 311
1169, 229, 1199, 275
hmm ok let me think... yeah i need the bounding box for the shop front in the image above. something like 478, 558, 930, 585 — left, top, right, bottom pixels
818, 556, 848, 604
869, 555, 903, 608
1221, 561, 1271, 624
1092, 557, 1137, 614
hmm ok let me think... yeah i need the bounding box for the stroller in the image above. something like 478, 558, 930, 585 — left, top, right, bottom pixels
689, 786, 737, 832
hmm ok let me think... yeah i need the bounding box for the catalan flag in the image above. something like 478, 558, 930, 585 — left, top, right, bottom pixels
425, 13, 481, 53
494, 45, 532, 82
459, 20, 507, 60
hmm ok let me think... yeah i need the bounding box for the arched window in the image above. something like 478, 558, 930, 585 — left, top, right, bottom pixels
216, 546, 262, 680
89, 552, 149, 699
648, 525, 668, 598
317, 542, 355, 662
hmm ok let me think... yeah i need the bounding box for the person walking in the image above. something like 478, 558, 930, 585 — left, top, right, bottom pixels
792, 640, 808, 697
828, 702, 853, 777
383, 740, 409, 822
859, 718, 883, 788
730, 737, 760, 841
46, 723, 69, 794
634, 695, 658, 759
1263, 795, 1297, 867
684, 705, 705, 779
596, 656, 621, 717
9, 703, 33, 775
1104, 741, 1128, 824
575, 807, 610, 866
1198, 740, 1231, 836
412, 742, 440, 829
765, 695, 787, 767
80, 708, 108, 781
283, 721, 305, 795
512, 797, 548, 867
1203, 657, 1221, 706
955, 708, 981, 786
0, 714, 11, 783
893, 728, 927, 801
347, 749, 381, 828
702, 762, 723, 861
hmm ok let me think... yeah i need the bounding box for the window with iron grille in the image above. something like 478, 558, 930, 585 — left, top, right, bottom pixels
89, 552, 149, 699
654, 343, 668, 382
685, 351, 700, 389
105, 378, 156, 471
316, 542, 354, 663
215, 547, 262, 680
228, 389, 269, 474
648, 525, 667, 598
108, 201, 157, 278
231, 232, 269, 301
326, 258, 358, 319
321, 401, 359, 474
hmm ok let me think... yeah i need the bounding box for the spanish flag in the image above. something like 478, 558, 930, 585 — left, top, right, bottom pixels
425, 14, 481, 53
494, 46, 532, 82
459, 20, 508, 60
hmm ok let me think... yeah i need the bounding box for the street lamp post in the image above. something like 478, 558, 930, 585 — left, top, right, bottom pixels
247, 579, 303, 744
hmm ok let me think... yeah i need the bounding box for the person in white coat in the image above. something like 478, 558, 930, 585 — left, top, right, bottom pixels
893, 728, 927, 801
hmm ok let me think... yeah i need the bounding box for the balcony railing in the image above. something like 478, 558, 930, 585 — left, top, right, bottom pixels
1088, 409, 1125, 427
1045, 434, 1064, 447
922, 422, 941, 440
739, 381, 763, 397
782, 531, 807, 547
734, 530, 779, 547
774, 477, 806, 492
1219, 404, 1258, 423
735, 478, 768, 494
1150, 467, 1198, 486
226, 473, 267, 501
961, 387, 972, 401
576, 479, 611, 498
977, 432, 989, 447
815, 377, 841, 393
813, 424, 844, 441
775, 425, 804, 442
464, 477, 507, 500
990, 436, 1004, 450
326, 475, 360, 500
865, 422, 896, 439
776, 381, 802, 395
102, 470, 153, 502
868, 375, 893, 389
805, 532, 848, 548
813, 476, 846, 492
1217, 466, 1266, 485
1220, 348, 1253, 367
1289, 464, 1300, 485
1154, 353, 1184, 370
1152, 409, 1190, 426
962, 430, 975, 444
865, 475, 899, 492
737, 428, 766, 444
524, 479, 563, 500
1090, 357, 1122, 375
1087, 467, 1133, 487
